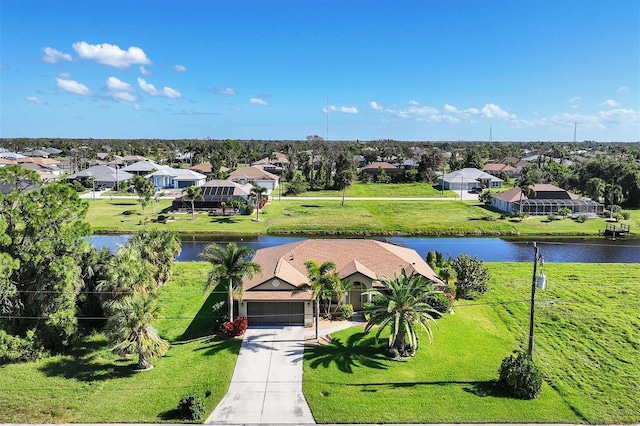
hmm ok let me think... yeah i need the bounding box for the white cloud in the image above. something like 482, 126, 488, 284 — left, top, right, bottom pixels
369, 101, 383, 110
139, 66, 151, 75
105, 77, 137, 101
389, 105, 458, 123
443, 104, 459, 113
599, 99, 620, 107
481, 103, 517, 119
531, 108, 639, 131
617, 86, 629, 92
212, 87, 237, 95
323, 105, 358, 114
57, 72, 72, 80
56, 77, 92, 96
134, 104, 141, 111
25, 96, 47, 104
567, 96, 581, 109
137, 78, 182, 98
174, 64, 187, 72
250, 98, 268, 106
408, 100, 420, 106
42, 47, 72, 64
73, 41, 151, 69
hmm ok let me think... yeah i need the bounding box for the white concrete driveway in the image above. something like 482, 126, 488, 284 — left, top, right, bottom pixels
206, 326, 315, 425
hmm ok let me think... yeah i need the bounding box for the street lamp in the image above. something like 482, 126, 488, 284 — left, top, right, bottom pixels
528, 241, 547, 356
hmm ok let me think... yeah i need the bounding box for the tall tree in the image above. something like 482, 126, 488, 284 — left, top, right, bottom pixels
363, 270, 441, 357
199, 243, 262, 322
515, 177, 537, 216
132, 175, 156, 211
451, 254, 490, 299
585, 177, 606, 202
129, 230, 181, 286
300, 260, 339, 341
106, 293, 169, 370
0, 181, 92, 352
184, 185, 204, 220
249, 185, 268, 221
604, 183, 624, 219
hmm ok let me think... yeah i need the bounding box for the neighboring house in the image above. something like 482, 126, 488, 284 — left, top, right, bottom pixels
358, 161, 404, 179
238, 239, 445, 326
353, 155, 366, 167
251, 158, 283, 175
228, 166, 279, 198
483, 163, 520, 179
0, 152, 26, 160
122, 155, 148, 165
121, 160, 162, 176
21, 149, 51, 158
43, 147, 63, 156
491, 184, 603, 216
172, 179, 254, 211
66, 165, 134, 189
147, 167, 207, 189
0, 158, 17, 167
439, 168, 504, 191
190, 163, 230, 175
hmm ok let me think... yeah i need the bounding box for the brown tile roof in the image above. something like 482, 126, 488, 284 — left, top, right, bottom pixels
16, 157, 59, 165
483, 163, 517, 172
0, 158, 17, 165
244, 239, 443, 293
359, 161, 400, 171
241, 291, 312, 301
229, 166, 278, 180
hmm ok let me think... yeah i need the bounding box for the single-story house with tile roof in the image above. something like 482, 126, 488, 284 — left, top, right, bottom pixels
228, 166, 279, 198
491, 184, 603, 216
172, 179, 254, 211
122, 155, 148, 165
358, 161, 404, 179
238, 239, 444, 326
439, 168, 504, 191
146, 167, 207, 189
66, 165, 134, 189
189, 163, 230, 175
483, 163, 520, 179
121, 160, 162, 175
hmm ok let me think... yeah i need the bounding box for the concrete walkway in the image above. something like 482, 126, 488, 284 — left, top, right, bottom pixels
205, 326, 315, 425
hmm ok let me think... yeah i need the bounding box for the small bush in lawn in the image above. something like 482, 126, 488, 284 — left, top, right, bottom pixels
498, 350, 542, 399
426, 291, 451, 314
621, 211, 631, 220
219, 317, 248, 338
339, 303, 354, 319
122, 209, 138, 216
177, 393, 205, 421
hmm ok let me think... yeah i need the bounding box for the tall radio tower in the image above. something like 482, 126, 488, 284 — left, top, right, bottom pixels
573, 122, 577, 143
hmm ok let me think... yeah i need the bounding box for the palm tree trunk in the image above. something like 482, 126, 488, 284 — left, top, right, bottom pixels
228, 279, 234, 323
191, 200, 195, 220
138, 343, 151, 370
315, 297, 320, 341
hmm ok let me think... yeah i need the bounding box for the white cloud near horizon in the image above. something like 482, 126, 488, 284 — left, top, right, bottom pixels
174, 64, 187, 72
408, 100, 420, 106
42, 47, 72, 64
213, 87, 238, 95
599, 99, 620, 107
369, 101, 383, 110
56, 76, 92, 96
105, 77, 137, 102
323, 105, 358, 114
250, 98, 268, 106
139, 66, 151, 75
567, 96, 581, 109
137, 78, 181, 98
25, 96, 47, 104
73, 42, 151, 69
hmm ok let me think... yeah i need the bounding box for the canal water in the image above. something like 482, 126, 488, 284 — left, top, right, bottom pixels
87, 235, 640, 264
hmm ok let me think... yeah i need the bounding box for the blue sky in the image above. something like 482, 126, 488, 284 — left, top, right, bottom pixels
1, 0, 638, 142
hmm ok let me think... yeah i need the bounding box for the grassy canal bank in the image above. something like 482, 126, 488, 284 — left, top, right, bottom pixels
85, 197, 640, 238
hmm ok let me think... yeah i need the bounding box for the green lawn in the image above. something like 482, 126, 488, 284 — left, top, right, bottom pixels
304, 263, 640, 424
297, 181, 457, 198
0, 262, 241, 424
85, 198, 638, 237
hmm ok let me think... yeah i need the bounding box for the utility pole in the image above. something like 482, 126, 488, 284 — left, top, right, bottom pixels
573, 122, 577, 143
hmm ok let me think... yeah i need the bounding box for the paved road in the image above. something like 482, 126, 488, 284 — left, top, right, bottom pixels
205, 326, 315, 425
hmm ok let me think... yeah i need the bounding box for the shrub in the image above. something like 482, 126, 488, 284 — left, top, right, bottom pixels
219, 317, 248, 338
362, 301, 375, 321
452, 254, 490, 300
621, 211, 631, 220
245, 205, 255, 216
425, 291, 451, 314
575, 214, 588, 223
122, 209, 138, 216
613, 212, 624, 221
177, 393, 205, 421
339, 303, 354, 319
498, 350, 542, 399
0, 329, 44, 364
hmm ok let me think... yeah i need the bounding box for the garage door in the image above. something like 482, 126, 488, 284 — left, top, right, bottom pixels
247, 302, 305, 326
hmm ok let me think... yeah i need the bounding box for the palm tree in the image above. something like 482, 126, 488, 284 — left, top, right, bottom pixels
129, 230, 181, 286
363, 270, 442, 357
585, 177, 606, 202
331, 279, 353, 312
516, 177, 537, 216
249, 185, 268, 221
299, 259, 339, 341
107, 293, 169, 370
184, 185, 204, 220
199, 242, 262, 322
605, 183, 624, 219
